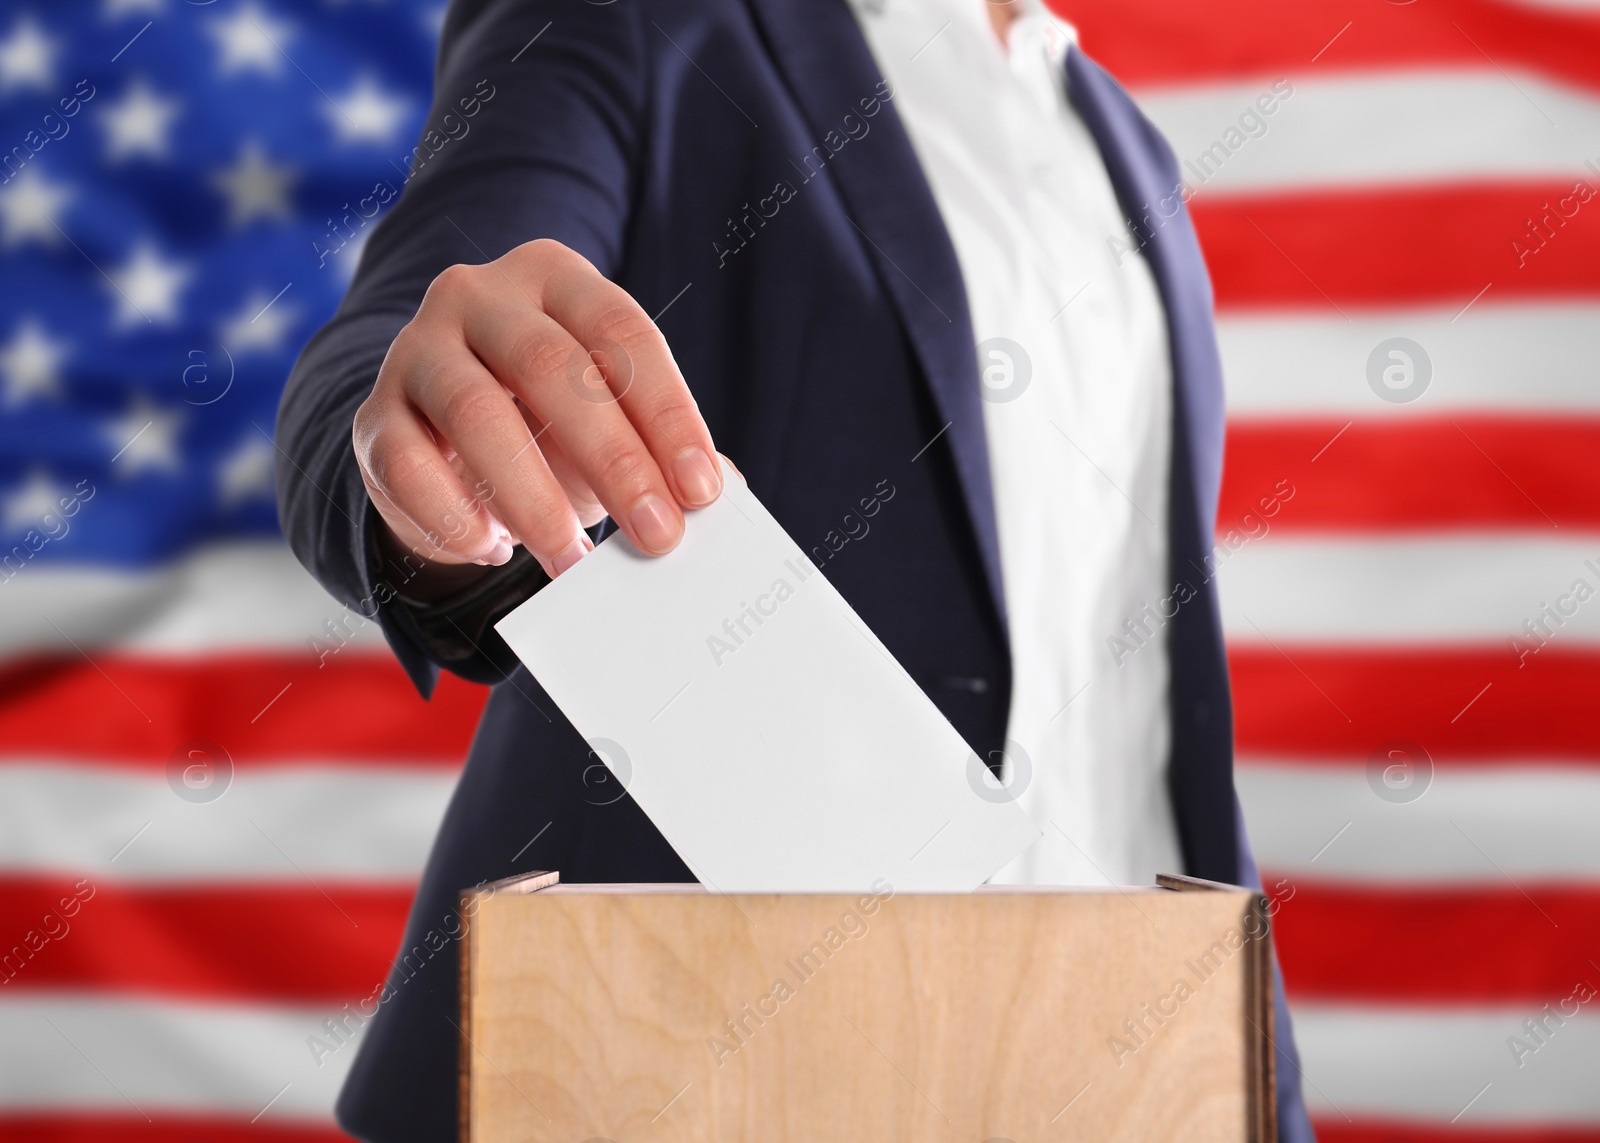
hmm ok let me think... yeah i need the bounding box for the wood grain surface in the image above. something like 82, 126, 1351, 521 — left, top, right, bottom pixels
462, 881, 1272, 1143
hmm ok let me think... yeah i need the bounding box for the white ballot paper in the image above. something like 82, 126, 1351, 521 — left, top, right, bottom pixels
494, 462, 1041, 893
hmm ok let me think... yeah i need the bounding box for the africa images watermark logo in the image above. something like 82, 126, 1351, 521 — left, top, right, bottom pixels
705, 879, 894, 1067
1366, 738, 1432, 804
705, 557, 818, 667
713, 80, 895, 269
1366, 337, 1430, 404
166, 738, 234, 803
967, 739, 1032, 804
1109, 79, 1294, 265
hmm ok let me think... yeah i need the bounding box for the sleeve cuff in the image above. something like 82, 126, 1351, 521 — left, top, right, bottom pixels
356, 500, 552, 694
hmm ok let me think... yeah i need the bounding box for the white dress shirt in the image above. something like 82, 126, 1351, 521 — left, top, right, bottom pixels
848, 0, 1184, 886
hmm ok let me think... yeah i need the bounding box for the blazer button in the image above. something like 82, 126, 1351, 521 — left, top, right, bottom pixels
940, 676, 990, 695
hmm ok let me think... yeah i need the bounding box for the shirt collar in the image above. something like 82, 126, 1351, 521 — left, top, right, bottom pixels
1004, 0, 1078, 68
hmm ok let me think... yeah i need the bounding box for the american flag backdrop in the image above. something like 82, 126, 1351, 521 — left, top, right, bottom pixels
1, 0, 1597, 1139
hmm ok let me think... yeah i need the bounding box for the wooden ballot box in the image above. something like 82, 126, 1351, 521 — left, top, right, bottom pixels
458, 874, 1277, 1142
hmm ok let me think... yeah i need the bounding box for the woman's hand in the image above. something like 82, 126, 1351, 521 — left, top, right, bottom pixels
353, 239, 722, 580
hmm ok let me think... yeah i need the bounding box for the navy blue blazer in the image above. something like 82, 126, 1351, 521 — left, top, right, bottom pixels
276, 0, 1315, 1138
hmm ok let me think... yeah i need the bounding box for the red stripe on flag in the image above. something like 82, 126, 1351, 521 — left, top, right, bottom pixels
1220, 416, 1597, 533
1054, 0, 1600, 94
0, 1115, 352, 1143
12, 868, 1596, 1008
0, 877, 412, 1003
0, 654, 487, 768
1270, 881, 1600, 1003
1230, 647, 1600, 760
1191, 183, 1600, 310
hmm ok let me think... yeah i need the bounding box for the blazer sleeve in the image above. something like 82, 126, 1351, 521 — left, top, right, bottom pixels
274, 0, 647, 696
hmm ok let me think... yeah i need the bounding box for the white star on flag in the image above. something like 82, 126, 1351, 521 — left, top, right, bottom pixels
325, 75, 410, 145
101, 78, 183, 162
206, 2, 294, 77
219, 286, 299, 355
0, 319, 68, 406
106, 396, 184, 475
0, 167, 73, 248
106, 242, 192, 328
0, 471, 69, 536
0, 16, 58, 95
0, 467, 72, 534
210, 140, 297, 226
217, 435, 277, 507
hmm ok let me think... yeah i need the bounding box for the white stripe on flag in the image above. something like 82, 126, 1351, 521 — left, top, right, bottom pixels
0, 992, 353, 1119
1217, 303, 1600, 417
1292, 1002, 1600, 1122
0, 541, 388, 658
0, 763, 454, 883
1135, 69, 1600, 195
1238, 760, 1600, 883
1216, 534, 1600, 646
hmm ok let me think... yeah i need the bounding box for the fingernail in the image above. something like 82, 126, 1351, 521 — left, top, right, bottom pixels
551, 537, 587, 576
672, 448, 721, 507
629, 493, 680, 554
482, 537, 514, 566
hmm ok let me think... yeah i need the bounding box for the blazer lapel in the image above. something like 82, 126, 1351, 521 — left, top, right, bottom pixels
745, 0, 1009, 634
